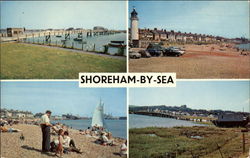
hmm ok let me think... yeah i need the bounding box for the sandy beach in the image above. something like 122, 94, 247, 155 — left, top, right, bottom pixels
129, 43, 250, 78
0, 124, 126, 158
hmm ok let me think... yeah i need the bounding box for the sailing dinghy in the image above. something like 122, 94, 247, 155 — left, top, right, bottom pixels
91, 100, 104, 128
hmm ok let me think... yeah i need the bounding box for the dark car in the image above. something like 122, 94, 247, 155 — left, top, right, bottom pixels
146, 43, 164, 57
138, 50, 151, 58
164, 47, 183, 57
167, 46, 185, 54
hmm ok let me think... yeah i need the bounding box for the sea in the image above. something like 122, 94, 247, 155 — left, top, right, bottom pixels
51, 119, 127, 139
236, 43, 250, 51
129, 114, 206, 129
25, 32, 126, 55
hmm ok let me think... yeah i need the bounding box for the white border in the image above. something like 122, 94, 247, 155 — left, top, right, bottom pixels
1, 79, 249, 82
126, 86, 129, 158
126, 0, 129, 74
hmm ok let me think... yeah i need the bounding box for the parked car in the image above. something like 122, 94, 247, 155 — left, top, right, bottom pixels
146, 43, 164, 57
164, 47, 183, 57
138, 50, 151, 58
166, 46, 185, 55
129, 51, 141, 59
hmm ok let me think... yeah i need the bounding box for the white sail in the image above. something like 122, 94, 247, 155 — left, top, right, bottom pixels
91, 100, 104, 127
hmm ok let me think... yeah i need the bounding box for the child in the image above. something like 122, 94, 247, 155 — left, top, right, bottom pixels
55, 129, 64, 158
63, 131, 82, 154
120, 140, 127, 156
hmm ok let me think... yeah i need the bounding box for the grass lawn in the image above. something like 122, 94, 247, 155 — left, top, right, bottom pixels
0, 43, 126, 79
129, 126, 249, 158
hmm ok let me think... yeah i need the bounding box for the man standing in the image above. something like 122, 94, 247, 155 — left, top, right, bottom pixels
40, 110, 52, 152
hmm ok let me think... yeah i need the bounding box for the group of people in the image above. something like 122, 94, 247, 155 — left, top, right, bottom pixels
80, 124, 127, 156
80, 124, 114, 145
0, 124, 22, 133
40, 110, 127, 157
0, 118, 19, 126
40, 110, 82, 157
0, 119, 22, 133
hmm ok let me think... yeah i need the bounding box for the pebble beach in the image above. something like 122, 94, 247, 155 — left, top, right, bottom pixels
1, 124, 126, 158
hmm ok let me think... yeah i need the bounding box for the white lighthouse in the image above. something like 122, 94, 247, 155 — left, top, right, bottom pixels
130, 7, 139, 47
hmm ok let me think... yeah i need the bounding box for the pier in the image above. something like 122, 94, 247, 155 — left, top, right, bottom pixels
130, 111, 211, 123
130, 111, 178, 119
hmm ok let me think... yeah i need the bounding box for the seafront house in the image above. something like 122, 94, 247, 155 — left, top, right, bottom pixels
139, 28, 154, 41
168, 30, 176, 42
7, 28, 24, 37
0, 109, 34, 119
152, 28, 160, 41
129, 7, 223, 47
197, 34, 202, 42
158, 29, 167, 41
192, 33, 198, 42
134, 28, 228, 45
175, 31, 184, 42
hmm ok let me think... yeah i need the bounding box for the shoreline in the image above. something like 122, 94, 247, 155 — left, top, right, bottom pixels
50, 119, 127, 139
1, 123, 125, 158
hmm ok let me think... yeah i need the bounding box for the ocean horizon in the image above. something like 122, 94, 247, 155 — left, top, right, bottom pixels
51, 119, 127, 139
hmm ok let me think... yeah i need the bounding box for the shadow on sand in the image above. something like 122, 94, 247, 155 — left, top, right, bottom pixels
21, 145, 55, 157
113, 152, 127, 157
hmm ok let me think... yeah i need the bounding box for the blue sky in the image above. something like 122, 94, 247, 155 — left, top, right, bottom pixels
129, 1, 249, 38
1, 81, 127, 117
1, 1, 126, 30
129, 81, 250, 112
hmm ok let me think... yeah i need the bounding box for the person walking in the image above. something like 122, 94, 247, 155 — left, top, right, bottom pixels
40, 110, 52, 152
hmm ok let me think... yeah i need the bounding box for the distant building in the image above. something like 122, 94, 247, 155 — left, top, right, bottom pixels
168, 30, 176, 41
75, 28, 83, 30
180, 105, 187, 108
7, 28, 24, 37
139, 29, 153, 41
0, 109, 12, 118
217, 113, 246, 121
66, 27, 74, 31
53, 115, 63, 120
34, 112, 43, 118
158, 29, 167, 41
15, 113, 26, 118
152, 29, 160, 41
0, 108, 33, 118
175, 31, 184, 42
93, 26, 107, 31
